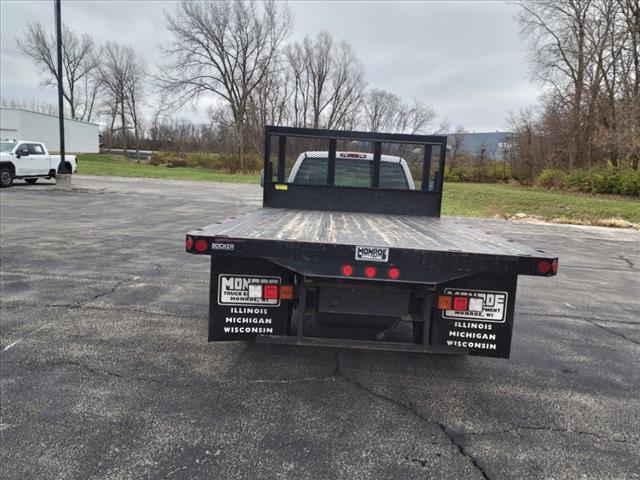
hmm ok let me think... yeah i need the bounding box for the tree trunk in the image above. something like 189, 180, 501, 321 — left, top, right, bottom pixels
108, 113, 116, 153
120, 97, 127, 153
236, 119, 245, 172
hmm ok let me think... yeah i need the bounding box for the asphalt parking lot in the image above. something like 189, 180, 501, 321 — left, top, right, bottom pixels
1, 175, 639, 480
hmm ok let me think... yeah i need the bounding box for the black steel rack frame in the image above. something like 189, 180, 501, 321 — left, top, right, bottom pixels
262, 126, 448, 217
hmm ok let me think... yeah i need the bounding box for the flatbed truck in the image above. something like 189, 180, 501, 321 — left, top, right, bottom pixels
186, 126, 558, 358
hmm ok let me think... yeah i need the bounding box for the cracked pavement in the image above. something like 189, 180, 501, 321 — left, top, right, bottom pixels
1, 175, 639, 479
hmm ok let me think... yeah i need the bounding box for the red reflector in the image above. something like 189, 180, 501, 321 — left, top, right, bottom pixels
185, 237, 193, 250
341, 264, 353, 276
364, 266, 377, 278
387, 267, 400, 280
552, 259, 558, 274
537, 261, 551, 274
194, 239, 208, 252
263, 285, 279, 299
453, 296, 469, 311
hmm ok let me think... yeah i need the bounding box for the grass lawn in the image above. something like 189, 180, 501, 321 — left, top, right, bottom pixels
78, 153, 639, 226
442, 182, 639, 226
78, 153, 259, 184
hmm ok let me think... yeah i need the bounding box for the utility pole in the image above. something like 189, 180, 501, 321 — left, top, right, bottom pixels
54, 0, 68, 174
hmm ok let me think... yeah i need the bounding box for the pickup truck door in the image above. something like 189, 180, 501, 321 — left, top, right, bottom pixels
27, 143, 51, 175
13, 144, 31, 176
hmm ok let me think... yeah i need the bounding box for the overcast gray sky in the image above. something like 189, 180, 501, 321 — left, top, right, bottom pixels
0, 0, 540, 132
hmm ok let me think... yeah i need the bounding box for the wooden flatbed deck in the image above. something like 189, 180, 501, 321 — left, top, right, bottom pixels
192, 208, 548, 259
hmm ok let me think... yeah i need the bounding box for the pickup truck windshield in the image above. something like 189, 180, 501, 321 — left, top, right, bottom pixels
0, 142, 17, 152
294, 157, 410, 189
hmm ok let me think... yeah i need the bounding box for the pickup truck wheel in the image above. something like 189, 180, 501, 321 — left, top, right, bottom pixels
25, 178, 38, 184
0, 167, 13, 188
65, 161, 72, 173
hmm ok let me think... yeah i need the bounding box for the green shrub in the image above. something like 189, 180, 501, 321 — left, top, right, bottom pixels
149, 151, 186, 167
560, 166, 639, 196
444, 169, 462, 182
185, 152, 226, 170
150, 151, 262, 172
566, 169, 591, 192
618, 169, 640, 196
536, 169, 567, 189
216, 153, 262, 173
617, 169, 640, 196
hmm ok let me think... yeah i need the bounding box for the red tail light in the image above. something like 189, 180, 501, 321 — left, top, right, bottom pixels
195, 239, 208, 252
185, 237, 193, 250
453, 296, 469, 311
341, 264, 354, 276
263, 285, 279, 299
537, 260, 551, 274
364, 266, 377, 278
387, 267, 400, 280
552, 259, 558, 274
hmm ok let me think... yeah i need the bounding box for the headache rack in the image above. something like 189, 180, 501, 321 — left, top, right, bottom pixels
263, 126, 448, 217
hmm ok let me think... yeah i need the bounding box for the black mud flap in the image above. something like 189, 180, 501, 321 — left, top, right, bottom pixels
209, 256, 293, 341
430, 273, 518, 358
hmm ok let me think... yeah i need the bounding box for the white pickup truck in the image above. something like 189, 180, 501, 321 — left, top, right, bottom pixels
0, 140, 77, 187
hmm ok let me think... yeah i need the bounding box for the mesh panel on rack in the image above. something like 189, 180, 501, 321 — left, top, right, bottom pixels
428, 148, 441, 191
381, 143, 423, 190
332, 140, 375, 188
268, 134, 279, 182
268, 128, 445, 192
282, 137, 324, 184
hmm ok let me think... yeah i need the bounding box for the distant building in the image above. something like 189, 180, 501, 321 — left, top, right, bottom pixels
0, 107, 99, 153
446, 131, 513, 161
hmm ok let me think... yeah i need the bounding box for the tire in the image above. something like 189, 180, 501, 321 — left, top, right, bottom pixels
25, 178, 38, 184
65, 161, 72, 173
0, 167, 13, 188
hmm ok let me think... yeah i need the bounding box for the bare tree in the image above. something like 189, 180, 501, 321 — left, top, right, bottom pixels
516, 0, 621, 170
449, 125, 467, 162
362, 89, 401, 132
361, 88, 435, 134
395, 99, 436, 135
98, 42, 146, 155
124, 60, 146, 159
515, 0, 639, 176
285, 32, 366, 130
246, 56, 293, 151
161, 0, 292, 170
17, 22, 97, 120
614, 0, 640, 169
517, 0, 591, 169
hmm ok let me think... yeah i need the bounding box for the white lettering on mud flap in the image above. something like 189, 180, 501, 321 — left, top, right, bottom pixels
443, 288, 508, 323
218, 275, 280, 307
355, 245, 389, 262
